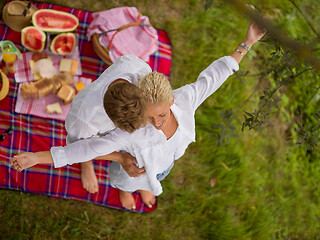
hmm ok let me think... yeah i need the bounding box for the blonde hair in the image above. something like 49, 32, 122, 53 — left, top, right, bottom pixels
104, 82, 147, 133
137, 72, 173, 105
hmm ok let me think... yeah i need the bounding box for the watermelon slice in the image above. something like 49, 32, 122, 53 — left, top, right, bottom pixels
21, 26, 46, 52
32, 9, 79, 33
50, 33, 77, 55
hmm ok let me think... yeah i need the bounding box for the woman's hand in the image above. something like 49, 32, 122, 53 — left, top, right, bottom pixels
230, 21, 267, 63
244, 21, 267, 47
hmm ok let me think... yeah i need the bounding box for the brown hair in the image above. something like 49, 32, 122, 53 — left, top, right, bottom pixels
103, 82, 147, 133
137, 72, 173, 105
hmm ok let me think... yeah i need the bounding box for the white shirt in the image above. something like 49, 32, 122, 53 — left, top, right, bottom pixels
108, 120, 185, 195
64, 54, 152, 144
51, 56, 239, 196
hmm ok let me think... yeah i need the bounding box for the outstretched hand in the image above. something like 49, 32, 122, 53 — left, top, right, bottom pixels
120, 152, 146, 177
9, 152, 39, 172
230, 21, 267, 63
245, 21, 267, 46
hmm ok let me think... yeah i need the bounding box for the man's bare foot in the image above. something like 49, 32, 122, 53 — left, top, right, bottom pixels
119, 190, 136, 210
80, 161, 99, 194
138, 190, 156, 208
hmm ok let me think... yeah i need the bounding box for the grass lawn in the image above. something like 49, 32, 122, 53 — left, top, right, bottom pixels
1, 0, 320, 239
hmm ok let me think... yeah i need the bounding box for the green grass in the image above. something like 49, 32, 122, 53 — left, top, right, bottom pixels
1, 0, 320, 239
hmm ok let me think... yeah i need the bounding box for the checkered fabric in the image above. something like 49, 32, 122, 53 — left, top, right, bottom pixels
0, 0, 172, 213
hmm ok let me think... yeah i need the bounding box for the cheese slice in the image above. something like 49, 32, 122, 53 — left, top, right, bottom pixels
29, 60, 41, 81
59, 58, 73, 73
46, 102, 62, 114
70, 60, 79, 75
59, 58, 79, 75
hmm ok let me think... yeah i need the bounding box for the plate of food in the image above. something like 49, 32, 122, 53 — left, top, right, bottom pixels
15, 73, 92, 121
14, 48, 91, 121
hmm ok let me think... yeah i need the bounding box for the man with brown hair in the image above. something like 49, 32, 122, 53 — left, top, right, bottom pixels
57, 55, 151, 193
103, 81, 147, 133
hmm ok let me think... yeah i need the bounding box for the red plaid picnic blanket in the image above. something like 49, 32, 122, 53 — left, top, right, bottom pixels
0, 0, 172, 213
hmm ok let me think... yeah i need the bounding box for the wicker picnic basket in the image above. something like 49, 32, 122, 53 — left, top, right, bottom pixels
91, 14, 151, 66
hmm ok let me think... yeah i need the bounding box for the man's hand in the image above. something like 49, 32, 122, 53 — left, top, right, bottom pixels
94, 151, 146, 177
119, 152, 146, 177
10, 152, 39, 171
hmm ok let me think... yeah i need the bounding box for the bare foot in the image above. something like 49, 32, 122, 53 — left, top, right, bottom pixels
9, 152, 39, 171
119, 190, 136, 210
138, 190, 156, 208
80, 161, 99, 194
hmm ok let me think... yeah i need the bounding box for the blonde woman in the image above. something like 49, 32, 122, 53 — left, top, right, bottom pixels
10, 22, 266, 210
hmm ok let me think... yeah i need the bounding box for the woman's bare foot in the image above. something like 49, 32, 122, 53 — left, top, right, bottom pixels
138, 190, 156, 208
119, 190, 136, 210
80, 161, 99, 194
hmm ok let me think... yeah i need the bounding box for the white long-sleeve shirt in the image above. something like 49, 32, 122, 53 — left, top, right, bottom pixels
51, 56, 239, 196
64, 54, 152, 144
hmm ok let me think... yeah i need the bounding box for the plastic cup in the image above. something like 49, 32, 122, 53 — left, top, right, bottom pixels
2, 52, 16, 73
2, 52, 16, 64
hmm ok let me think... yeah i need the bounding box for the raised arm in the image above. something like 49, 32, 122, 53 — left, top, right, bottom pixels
179, 21, 266, 111
230, 21, 266, 64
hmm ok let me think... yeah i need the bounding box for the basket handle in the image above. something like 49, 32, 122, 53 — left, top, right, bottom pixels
100, 14, 149, 51
117, 14, 142, 31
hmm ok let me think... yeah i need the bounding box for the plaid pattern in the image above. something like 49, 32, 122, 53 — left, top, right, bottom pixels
0, 0, 172, 213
